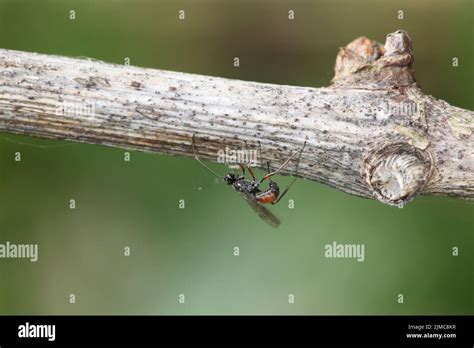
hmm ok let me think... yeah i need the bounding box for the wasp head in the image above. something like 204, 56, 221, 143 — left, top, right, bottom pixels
224, 173, 236, 185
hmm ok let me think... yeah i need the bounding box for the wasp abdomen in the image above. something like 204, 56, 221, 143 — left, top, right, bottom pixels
256, 191, 278, 204
256, 181, 280, 204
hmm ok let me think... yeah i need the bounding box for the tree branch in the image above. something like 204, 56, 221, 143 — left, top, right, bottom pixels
0, 30, 472, 206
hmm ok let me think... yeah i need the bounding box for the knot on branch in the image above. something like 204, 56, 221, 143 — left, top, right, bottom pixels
362, 143, 434, 207
332, 30, 416, 89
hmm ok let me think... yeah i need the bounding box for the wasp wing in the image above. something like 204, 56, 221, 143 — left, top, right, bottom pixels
240, 191, 280, 228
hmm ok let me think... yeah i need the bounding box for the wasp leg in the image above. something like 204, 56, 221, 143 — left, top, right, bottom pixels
272, 178, 297, 204
259, 141, 307, 184
247, 164, 256, 180
271, 141, 306, 205
238, 162, 246, 176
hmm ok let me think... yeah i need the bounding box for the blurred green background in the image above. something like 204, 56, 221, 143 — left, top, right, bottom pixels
0, 0, 472, 315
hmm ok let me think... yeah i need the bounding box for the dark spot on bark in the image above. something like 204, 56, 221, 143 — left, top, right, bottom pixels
169, 86, 177, 91
131, 81, 143, 89
74, 77, 96, 89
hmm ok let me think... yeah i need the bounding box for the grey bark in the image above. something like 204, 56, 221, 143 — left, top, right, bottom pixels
0, 30, 472, 206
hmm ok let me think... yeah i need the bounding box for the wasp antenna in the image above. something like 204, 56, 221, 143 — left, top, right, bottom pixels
192, 134, 223, 179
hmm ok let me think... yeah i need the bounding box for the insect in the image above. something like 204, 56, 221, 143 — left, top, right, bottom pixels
192, 134, 306, 227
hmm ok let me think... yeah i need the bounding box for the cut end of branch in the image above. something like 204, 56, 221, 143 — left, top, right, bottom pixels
363, 143, 434, 207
